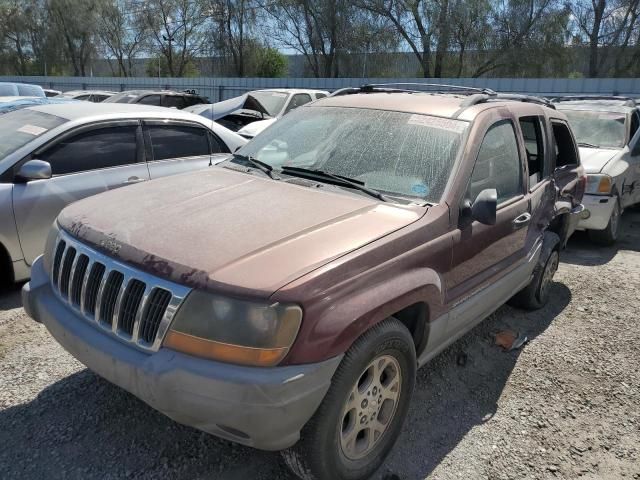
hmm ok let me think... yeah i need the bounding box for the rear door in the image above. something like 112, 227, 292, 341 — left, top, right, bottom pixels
144, 120, 228, 178
12, 121, 149, 264
447, 115, 531, 337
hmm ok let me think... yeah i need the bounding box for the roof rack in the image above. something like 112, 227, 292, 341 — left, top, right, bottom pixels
330, 83, 496, 97
459, 93, 555, 110
551, 95, 636, 107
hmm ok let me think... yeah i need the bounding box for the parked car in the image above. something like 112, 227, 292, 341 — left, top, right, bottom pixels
43, 89, 62, 97
104, 90, 209, 109
0, 82, 45, 98
553, 96, 640, 245
23, 86, 582, 480
186, 89, 329, 138
0, 103, 246, 284
0, 96, 78, 115
55, 90, 117, 102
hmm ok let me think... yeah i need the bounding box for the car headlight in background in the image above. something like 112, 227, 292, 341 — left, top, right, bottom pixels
585, 174, 613, 195
164, 290, 302, 367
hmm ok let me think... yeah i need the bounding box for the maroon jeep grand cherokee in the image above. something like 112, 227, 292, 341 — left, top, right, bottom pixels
23, 86, 584, 480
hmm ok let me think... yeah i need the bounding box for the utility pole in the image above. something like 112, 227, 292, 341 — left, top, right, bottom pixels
163, 33, 174, 77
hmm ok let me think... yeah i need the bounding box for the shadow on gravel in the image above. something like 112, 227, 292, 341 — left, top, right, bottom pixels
0, 283, 571, 480
0, 282, 24, 311
562, 209, 640, 267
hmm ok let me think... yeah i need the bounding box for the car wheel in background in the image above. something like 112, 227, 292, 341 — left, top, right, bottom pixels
282, 318, 416, 480
588, 199, 621, 246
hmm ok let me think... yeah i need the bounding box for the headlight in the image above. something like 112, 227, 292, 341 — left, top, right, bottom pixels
164, 290, 302, 367
585, 174, 612, 195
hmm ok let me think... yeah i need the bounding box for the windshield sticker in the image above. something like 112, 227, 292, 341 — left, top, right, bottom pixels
407, 114, 466, 133
411, 183, 429, 196
17, 124, 48, 136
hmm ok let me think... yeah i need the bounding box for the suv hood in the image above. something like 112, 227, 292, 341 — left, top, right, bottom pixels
579, 147, 619, 174
58, 168, 423, 297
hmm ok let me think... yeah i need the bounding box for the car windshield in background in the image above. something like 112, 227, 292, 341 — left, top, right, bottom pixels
236, 106, 468, 203
0, 109, 67, 158
563, 110, 627, 148
249, 91, 289, 116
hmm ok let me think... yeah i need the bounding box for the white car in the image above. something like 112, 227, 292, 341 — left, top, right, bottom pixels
554, 96, 640, 245
55, 90, 117, 102
186, 89, 329, 138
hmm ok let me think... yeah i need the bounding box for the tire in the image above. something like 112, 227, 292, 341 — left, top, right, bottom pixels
509, 248, 559, 310
282, 318, 416, 480
588, 199, 621, 246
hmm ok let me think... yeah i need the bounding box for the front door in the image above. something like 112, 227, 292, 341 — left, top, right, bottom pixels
447, 118, 530, 337
12, 122, 149, 264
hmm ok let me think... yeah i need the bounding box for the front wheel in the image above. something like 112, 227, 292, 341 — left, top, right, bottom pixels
282, 318, 416, 480
588, 199, 621, 246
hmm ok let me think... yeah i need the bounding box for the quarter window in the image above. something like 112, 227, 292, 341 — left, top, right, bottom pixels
148, 125, 210, 160
519, 116, 546, 188
40, 126, 138, 175
469, 121, 523, 204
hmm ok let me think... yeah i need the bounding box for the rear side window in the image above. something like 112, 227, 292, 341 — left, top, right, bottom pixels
519, 116, 546, 187
315, 93, 327, 99
40, 126, 138, 175
552, 121, 579, 168
137, 95, 161, 106
148, 125, 210, 160
469, 121, 523, 203
164, 96, 187, 109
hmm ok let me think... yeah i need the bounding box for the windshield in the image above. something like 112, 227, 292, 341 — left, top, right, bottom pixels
235, 106, 468, 203
563, 110, 627, 148
0, 109, 67, 158
249, 91, 289, 116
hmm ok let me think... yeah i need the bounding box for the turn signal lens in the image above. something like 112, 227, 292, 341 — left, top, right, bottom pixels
585, 175, 613, 195
164, 331, 288, 366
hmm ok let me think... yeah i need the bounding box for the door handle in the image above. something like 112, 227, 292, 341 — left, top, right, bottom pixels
512, 213, 531, 228
122, 177, 146, 185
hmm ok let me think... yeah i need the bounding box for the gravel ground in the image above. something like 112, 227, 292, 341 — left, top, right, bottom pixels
1, 211, 639, 480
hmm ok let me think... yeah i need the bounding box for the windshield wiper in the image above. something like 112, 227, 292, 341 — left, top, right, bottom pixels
578, 142, 600, 149
281, 166, 389, 202
231, 153, 280, 180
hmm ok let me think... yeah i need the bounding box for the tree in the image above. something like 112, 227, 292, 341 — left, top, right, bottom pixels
253, 46, 287, 76
143, 0, 208, 77
48, 0, 103, 76
97, 0, 148, 77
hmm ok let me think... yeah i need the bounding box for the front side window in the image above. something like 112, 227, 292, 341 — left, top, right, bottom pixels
284, 94, 313, 114
0, 109, 67, 159
563, 110, 627, 148
630, 111, 640, 141
552, 121, 579, 168
138, 95, 162, 106
148, 125, 210, 160
468, 121, 523, 204
235, 106, 469, 203
40, 126, 138, 175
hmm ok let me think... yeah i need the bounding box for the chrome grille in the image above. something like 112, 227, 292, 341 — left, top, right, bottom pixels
50, 230, 190, 351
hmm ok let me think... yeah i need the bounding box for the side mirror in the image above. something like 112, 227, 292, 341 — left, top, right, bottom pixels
470, 188, 497, 225
16, 160, 52, 182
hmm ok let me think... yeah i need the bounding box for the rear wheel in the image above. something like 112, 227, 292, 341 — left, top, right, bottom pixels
282, 318, 416, 480
589, 199, 620, 246
509, 249, 559, 310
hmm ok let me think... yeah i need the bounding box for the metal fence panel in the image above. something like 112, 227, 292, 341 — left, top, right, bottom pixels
1, 76, 639, 101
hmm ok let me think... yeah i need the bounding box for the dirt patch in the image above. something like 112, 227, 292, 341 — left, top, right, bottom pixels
0, 213, 639, 480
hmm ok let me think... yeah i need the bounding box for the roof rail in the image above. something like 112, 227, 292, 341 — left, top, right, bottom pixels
330, 83, 496, 97
459, 93, 556, 110
551, 95, 636, 107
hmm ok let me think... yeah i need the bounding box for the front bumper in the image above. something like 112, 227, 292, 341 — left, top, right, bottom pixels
577, 194, 616, 231
23, 256, 341, 451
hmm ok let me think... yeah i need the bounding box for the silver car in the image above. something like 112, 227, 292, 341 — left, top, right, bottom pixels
554, 96, 640, 245
0, 103, 246, 283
